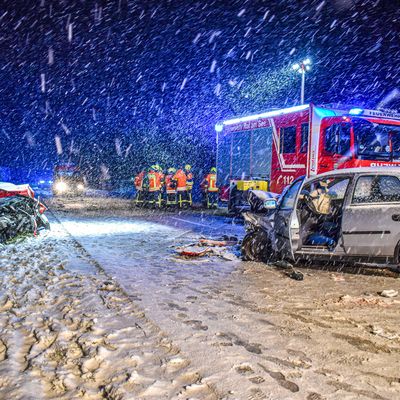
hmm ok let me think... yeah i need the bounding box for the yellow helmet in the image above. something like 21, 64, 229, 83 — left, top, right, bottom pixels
184, 164, 191, 171
211, 167, 217, 173
168, 167, 176, 173
150, 164, 157, 171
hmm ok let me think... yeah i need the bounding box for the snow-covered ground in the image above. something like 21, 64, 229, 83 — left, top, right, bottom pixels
1, 196, 400, 399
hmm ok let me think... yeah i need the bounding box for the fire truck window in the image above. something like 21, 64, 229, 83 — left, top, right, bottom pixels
252, 128, 273, 179
232, 131, 251, 178
280, 126, 296, 154
325, 123, 351, 155
339, 123, 351, 155
217, 131, 232, 186
300, 123, 309, 153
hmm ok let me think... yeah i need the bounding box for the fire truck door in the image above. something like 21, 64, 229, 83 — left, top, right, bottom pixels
274, 179, 303, 259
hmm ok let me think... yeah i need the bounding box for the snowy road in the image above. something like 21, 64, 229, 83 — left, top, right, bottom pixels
45, 197, 400, 400
2, 196, 397, 399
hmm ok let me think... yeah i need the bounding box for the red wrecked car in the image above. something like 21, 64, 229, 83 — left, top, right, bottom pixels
0, 182, 50, 243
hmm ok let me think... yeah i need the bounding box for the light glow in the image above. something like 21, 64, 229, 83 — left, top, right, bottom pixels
349, 107, 364, 115
55, 181, 68, 192
215, 123, 224, 132
77, 184, 85, 190
222, 104, 310, 126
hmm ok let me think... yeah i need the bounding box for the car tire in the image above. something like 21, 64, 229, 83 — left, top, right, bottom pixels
241, 229, 274, 262
394, 241, 400, 271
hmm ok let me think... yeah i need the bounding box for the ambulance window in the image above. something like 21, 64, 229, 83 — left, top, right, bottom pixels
300, 123, 309, 153
325, 123, 351, 155
280, 126, 296, 154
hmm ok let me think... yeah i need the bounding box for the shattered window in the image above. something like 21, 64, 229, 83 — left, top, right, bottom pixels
377, 176, 400, 202
352, 175, 400, 203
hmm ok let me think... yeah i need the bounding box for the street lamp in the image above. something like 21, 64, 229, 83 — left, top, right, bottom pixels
292, 58, 311, 104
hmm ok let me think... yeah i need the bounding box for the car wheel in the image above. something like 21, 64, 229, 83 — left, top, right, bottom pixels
394, 241, 400, 271
241, 229, 274, 262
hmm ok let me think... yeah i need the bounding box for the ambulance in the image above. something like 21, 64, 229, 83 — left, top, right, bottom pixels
215, 104, 400, 212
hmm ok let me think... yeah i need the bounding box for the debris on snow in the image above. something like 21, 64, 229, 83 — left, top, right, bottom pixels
379, 289, 398, 298
176, 246, 212, 258
198, 238, 238, 247
174, 236, 239, 260
287, 270, 304, 281
331, 274, 345, 282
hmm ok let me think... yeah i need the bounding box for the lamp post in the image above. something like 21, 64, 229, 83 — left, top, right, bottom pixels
292, 58, 311, 104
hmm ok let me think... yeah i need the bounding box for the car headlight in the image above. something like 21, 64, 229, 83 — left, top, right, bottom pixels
55, 181, 68, 192
77, 184, 85, 190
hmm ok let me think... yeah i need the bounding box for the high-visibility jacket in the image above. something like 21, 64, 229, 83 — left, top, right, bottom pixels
204, 173, 218, 192
173, 169, 187, 191
134, 171, 145, 190
186, 172, 194, 190
148, 171, 164, 192
165, 174, 177, 194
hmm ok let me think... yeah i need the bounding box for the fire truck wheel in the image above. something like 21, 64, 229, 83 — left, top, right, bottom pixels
241, 229, 273, 262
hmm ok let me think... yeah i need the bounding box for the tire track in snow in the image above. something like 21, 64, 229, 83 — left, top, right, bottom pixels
47, 207, 221, 399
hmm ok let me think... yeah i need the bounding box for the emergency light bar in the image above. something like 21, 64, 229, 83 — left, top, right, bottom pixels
221, 104, 310, 126
349, 108, 364, 115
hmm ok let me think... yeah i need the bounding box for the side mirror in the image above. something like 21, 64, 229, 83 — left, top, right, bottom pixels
264, 199, 277, 209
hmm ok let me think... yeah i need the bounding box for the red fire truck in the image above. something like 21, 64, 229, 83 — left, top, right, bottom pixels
215, 103, 400, 212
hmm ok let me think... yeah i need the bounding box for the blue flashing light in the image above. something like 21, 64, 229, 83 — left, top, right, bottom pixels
222, 104, 310, 126
215, 123, 224, 132
349, 108, 364, 115
314, 106, 337, 118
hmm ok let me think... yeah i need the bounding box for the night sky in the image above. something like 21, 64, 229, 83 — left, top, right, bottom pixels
0, 0, 399, 183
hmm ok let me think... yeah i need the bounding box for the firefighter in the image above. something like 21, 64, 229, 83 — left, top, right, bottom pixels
165, 167, 177, 206
201, 167, 219, 208
147, 165, 164, 208
173, 167, 188, 208
184, 164, 194, 207
133, 169, 146, 206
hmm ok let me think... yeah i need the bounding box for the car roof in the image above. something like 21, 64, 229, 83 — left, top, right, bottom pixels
304, 167, 400, 183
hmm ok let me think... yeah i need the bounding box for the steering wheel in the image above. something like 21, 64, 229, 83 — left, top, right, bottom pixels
301, 190, 318, 214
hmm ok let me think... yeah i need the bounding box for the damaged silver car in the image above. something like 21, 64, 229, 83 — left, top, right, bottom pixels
242, 167, 400, 267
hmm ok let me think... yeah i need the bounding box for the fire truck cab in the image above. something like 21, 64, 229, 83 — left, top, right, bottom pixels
216, 104, 400, 213
52, 163, 86, 196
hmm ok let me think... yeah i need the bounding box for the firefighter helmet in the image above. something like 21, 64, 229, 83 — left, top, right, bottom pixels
168, 167, 176, 173
184, 164, 191, 171
210, 167, 217, 173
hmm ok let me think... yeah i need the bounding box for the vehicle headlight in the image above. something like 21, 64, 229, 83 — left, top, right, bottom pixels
55, 181, 68, 192
77, 184, 85, 190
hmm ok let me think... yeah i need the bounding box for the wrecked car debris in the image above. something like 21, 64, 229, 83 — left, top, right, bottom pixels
174, 236, 239, 260
0, 183, 50, 243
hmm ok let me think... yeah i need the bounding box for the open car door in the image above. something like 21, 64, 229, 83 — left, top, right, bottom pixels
274, 178, 304, 259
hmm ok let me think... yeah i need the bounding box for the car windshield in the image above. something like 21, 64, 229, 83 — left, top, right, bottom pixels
354, 118, 400, 161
